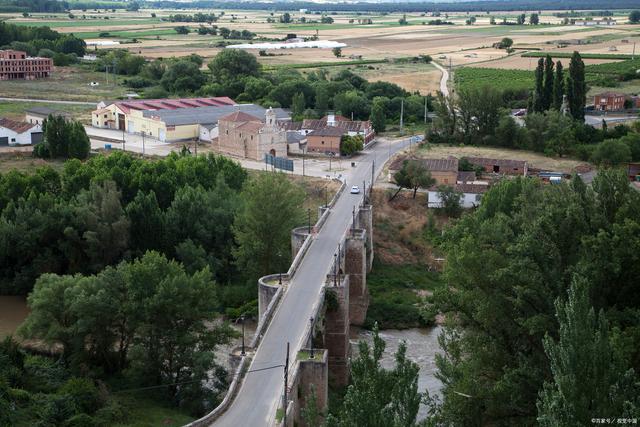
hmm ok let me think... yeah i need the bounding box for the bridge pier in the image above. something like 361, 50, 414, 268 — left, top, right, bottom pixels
323, 275, 350, 387
345, 229, 369, 326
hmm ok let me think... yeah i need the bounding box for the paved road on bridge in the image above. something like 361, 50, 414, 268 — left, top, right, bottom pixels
214, 137, 412, 426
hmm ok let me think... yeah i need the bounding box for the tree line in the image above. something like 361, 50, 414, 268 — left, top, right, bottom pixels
430, 53, 640, 165
0, 21, 86, 64
430, 169, 640, 425
144, 0, 640, 13
105, 48, 433, 128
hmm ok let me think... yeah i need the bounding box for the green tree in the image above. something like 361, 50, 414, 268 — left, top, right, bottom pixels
435, 185, 463, 217
125, 190, 165, 255
392, 159, 435, 200
567, 51, 586, 121
67, 121, 90, 160
542, 55, 554, 111
208, 49, 261, 83
233, 173, 305, 280
537, 278, 640, 426
533, 58, 545, 113
552, 60, 565, 110
291, 92, 306, 121
590, 139, 632, 166
332, 47, 342, 58
279, 12, 291, 23
498, 37, 513, 49
369, 99, 386, 133
328, 324, 422, 427
160, 60, 205, 93
340, 135, 364, 156
530, 13, 540, 24
333, 90, 370, 120
314, 84, 329, 117
41, 114, 69, 158
77, 180, 130, 273
174, 25, 190, 34
629, 10, 640, 24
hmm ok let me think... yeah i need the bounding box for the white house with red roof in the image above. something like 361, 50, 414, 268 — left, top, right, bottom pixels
0, 117, 42, 146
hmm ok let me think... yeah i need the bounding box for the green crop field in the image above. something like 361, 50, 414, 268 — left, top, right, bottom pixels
455, 67, 534, 92
522, 51, 634, 60
76, 28, 177, 39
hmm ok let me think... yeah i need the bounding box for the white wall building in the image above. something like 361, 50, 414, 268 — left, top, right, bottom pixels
0, 117, 42, 146
428, 184, 489, 209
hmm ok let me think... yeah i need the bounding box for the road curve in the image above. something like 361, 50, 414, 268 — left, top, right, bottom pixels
213, 138, 412, 426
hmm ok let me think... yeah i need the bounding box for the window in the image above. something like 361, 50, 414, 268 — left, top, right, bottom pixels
321, 140, 325, 145
226, 130, 229, 135
10, 138, 15, 142
104, 114, 107, 118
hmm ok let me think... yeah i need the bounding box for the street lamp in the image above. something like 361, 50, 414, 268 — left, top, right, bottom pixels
278, 251, 283, 285
309, 317, 314, 359
307, 208, 311, 234
241, 315, 246, 356
333, 253, 337, 286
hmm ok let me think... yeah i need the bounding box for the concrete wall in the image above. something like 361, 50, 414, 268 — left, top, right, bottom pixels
291, 226, 311, 261
427, 190, 482, 208
258, 274, 285, 321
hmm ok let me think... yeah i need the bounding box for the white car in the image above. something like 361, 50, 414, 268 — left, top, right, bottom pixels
350, 185, 360, 194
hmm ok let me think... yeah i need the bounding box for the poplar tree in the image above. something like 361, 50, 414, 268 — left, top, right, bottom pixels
552, 60, 565, 110
291, 92, 305, 121
369, 99, 386, 133
567, 51, 586, 121
533, 58, 545, 113
542, 55, 554, 111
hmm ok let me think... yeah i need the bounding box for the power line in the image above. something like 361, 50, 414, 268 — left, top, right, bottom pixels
111, 363, 285, 394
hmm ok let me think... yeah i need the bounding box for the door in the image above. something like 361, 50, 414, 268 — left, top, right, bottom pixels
0, 137, 8, 146
30, 132, 43, 144
158, 129, 166, 142
118, 114, 125, 130
128, 121, 135, 133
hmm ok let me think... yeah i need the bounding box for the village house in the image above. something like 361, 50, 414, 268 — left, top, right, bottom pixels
305, 126, 344, 155
301, 114, 375, 144
467, 157, 528, 175
388, 157, 459, 185
215, 108, 288, 161
593, 92, 639, 111
0, 118, 43, 146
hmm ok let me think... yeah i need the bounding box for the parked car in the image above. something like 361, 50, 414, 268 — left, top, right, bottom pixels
350, 185, 360, 194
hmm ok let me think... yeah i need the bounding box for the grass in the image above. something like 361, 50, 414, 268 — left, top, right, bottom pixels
0, 101, 91, 120
112, 394, 194, 427
523, 51, 634, 60
0, 152, 66, 174
76, 28, 177, 39
365, 259, 443, 330
0, 64, 127, 102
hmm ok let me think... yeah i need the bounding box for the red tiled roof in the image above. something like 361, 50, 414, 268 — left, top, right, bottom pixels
107, 97, 236, 115
236, 121, 263, 132
457, 171, 476, 182
467, 157, 526, 169
0, 117, 36, 134
302, 118, 372, 133
308, 126, 345, 137
219, 111, 261, 123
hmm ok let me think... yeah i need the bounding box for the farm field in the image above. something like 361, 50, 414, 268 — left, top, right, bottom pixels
0, 8, 639, 100
0, 64, 127, 102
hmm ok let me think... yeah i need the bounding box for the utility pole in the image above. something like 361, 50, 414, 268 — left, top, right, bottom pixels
309, 317, 314, 359
141, 131, 145, 156
399, 99, 404, 135
424, 96, 428, 124
371, 160, 375, 186
122, 128, 125, 152
633, 42, 636, 60
283, 342, 289, 427
241, 316, 245, 356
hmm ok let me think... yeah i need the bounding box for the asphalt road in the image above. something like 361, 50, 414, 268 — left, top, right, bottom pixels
214, 137, 411, 426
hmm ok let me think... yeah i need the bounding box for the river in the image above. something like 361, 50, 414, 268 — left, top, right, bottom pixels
0, 295, 30, 338
352, 326, 443, 421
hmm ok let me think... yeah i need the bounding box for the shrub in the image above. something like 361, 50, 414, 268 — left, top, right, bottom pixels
58, 378, 103, 415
